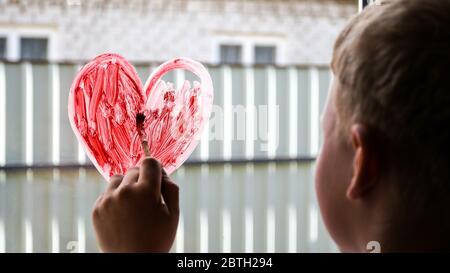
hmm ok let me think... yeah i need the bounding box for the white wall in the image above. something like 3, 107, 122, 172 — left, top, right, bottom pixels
0, 0, 356, 64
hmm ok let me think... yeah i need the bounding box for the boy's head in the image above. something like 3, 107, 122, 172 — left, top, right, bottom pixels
316, 0, 450, 252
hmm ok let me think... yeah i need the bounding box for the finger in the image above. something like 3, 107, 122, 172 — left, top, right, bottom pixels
94, 192, 104, 206
137, 158, 162, 199
161, 172, 179, 215
93, 192, 104, 216
108, 174, 124, 191
119, 167, 140, 188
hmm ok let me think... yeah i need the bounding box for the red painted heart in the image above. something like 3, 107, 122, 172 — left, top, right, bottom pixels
68, 53, 213, 180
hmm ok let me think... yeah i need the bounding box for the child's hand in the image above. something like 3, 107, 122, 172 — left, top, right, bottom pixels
92, 158, 179, 252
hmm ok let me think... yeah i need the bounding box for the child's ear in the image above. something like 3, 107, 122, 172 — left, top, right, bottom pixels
346, 124, 379, 200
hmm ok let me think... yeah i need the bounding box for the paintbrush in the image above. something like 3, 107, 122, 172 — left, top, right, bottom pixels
136, 113, 150, 157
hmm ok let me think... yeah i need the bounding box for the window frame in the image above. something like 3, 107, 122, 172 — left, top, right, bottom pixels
19, 37, 49, 61
219, 44, 243, 65
254, 45, 277, 65
212, 34, 285, 65
0, 26, 57, 62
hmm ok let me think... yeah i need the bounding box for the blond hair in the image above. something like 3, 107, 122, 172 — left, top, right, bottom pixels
332, 0, 450, 214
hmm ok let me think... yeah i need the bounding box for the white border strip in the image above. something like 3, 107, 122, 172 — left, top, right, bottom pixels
244, 207, 253, 253
77, 142, 85, 164
267, 67, 277, 159
76, 64, 86, 164
222, 164, 232, 253
174, 167, 184, 253
0, 63, 5, 166
24, 169, 33, 253
24, 219, 33, 253
244, 163, 254, 253
222, 209, 231, 253
266, 206, 275, 253
245, 67, 255, 160
77, 168, 86, 253
266, 163, 276, 252
222, 66, 232, 161
77, 217, 86, 253
51, 169, 60, 253
199, 165, 209, 252
0, 218, 4, 253
309, 68, 320, 156
175, 68, 185, 88
51, 64, 60, 165
309, 205, 319, 244
288, 204, 297, 253
24, 63, 33, 166
176, 214, 184, 253
200, 121, 209, 161
51, 217, 59, 253
0, 170, 5, 253
288, 162, 297, 253
199, 209, 208, 253
288, 67, 298, 158
198, 62, 209, 161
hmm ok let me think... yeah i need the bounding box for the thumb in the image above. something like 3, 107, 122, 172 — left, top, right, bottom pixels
161, 169, 179, 215
137, 157, 162, 200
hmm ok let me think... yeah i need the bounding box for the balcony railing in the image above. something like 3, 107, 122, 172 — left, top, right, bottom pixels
0, 61, 336, 253
0, 61, 331, 168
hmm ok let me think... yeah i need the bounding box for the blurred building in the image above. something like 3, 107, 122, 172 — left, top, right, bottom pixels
0, 0, 355, 65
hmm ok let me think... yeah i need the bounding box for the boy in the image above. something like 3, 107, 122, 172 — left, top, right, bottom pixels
92, 0, 450, 252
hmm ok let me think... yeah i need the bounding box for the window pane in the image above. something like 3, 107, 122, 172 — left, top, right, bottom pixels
20, 38, 48, 61
0, 38, 6, 60
254, 46, 276, 65
220, 45, 242, 65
